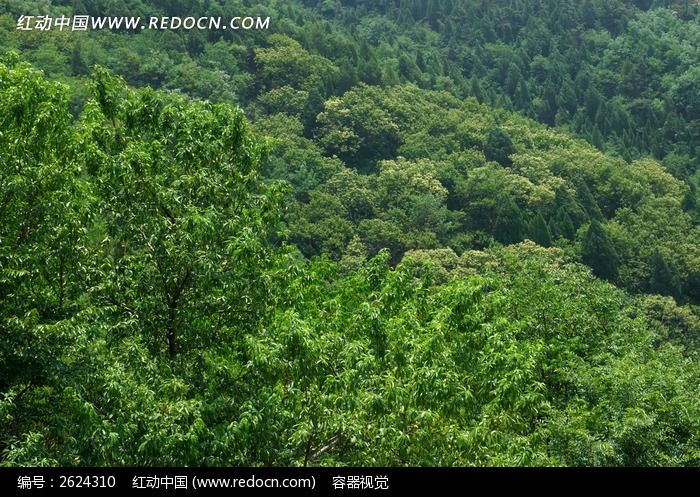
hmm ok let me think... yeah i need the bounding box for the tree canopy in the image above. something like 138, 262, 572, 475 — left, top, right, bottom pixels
1, 0, 700, 467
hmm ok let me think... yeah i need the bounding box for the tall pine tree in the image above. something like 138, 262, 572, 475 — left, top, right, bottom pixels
581, 220, 619, 281
529, 211, 553, 247
484, 128, 516, 167
493, 195, 527, 245
551, 207, 576, 240
649, 250, 682, 301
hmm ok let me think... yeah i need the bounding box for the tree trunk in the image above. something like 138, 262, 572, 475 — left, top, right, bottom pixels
166, 330, 177, 359
164, 266, 191, 360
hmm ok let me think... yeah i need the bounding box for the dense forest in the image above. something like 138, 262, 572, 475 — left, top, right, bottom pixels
1, 0, 700, 466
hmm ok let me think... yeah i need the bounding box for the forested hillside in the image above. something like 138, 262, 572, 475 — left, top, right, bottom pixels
1, 0, 700, 466
3, 0, 700, 173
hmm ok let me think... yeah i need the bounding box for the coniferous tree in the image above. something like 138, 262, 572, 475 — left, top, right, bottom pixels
649, 250, 682, 301
416, 51, 428, 73
551, 207, 576, 240
336, 59, 359, 93
581, 220, 619, 281
574, 178, 603, 221
557, 78, 578, 115
542, 80, 558, 125
529, 211, 553, 247
469, 74, 485, 103
584, 87, 602, 119
554, 186, 588, 228
685, 271, 700, 305
591, 125, 605, 150
504, 62, 522, 96
358, 42, 382, 85
70, 41, 88, 76
382, 67, 401, 86
303, 86, 325, 137
484, 128, 516, 167
493, 195, 527, 245
514, 79, 532, 111
682, 183, 697, 212
340, 234, 368, 274
398, 54, 422, 82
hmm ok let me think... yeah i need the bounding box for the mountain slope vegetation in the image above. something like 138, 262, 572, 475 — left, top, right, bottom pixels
1, 0, 699, 466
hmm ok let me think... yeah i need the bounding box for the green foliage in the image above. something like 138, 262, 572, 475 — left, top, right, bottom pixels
649, 250, 682, 302
0, 57, 91, 396
2, 0, 700, 468
484, 128, 517, 167
82, 68, 282, 358
255, 35, 339, 92
582, 220, 620, 281
493, 196, 527, 245
316, 85, 402, 171
551, 208, 576, 241
529, 212, 553, 248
